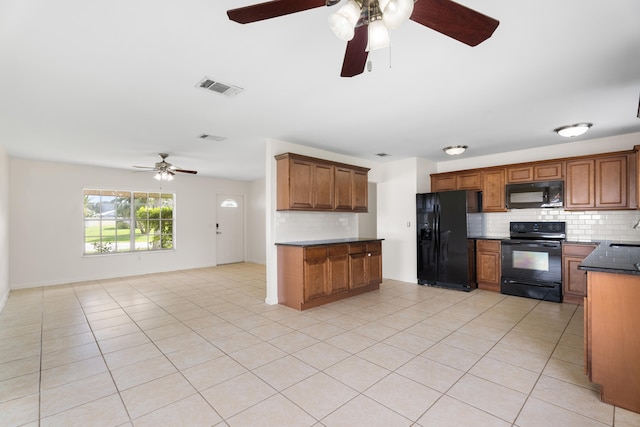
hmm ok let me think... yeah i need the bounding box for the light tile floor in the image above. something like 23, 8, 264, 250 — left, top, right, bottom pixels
1, 263, 639, 426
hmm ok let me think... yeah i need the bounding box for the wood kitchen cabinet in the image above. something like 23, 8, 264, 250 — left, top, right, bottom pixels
561, 242, 597, 305
335, 167, 368, 212
348, 241, 382, 290
506, 162, 564, 183
585, 271, 640, 413
431, 174, 457, 192
277, 239, 382, 310
482, 169, 506, 212
565, 154, 630, 210
476, 239, 501, 292
430, 171, 481, 192
276, 153, 369, 212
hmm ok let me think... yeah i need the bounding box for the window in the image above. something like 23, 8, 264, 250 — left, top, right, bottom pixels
84, 189, 174, 255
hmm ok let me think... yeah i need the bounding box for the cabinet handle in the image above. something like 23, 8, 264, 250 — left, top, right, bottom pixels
368, 253, 371, 256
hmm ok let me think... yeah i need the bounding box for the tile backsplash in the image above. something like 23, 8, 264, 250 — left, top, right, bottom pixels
469, 209, 640, 242
275, 211, 357, 242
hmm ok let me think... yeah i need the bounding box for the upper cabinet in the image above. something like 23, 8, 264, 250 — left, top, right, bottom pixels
482, 168, 507, 212
566, 154, 635, 210
276, 153, 369, 212
431, 147, 639, 212
506, 162, 564, 183
431, 171, 481, 192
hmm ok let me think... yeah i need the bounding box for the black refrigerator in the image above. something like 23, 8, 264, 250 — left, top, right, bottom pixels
416, 190, 481, 291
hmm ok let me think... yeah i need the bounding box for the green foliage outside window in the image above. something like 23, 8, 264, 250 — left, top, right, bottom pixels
84, 189, 175, 255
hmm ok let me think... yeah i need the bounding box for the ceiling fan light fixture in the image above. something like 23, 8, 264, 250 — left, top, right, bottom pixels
366, 18, 390, 51
443, 145, 468, 155
554, 123, 593, 138
329, 0, 361, 41
381, 0, 414, 29
154, 170, 175, 181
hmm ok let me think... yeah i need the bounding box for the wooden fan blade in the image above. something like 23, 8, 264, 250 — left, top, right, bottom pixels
174, 169, 198, 175
227, 0, 327, 24
410, 0, 499, 46
132, 165, 155, 169
340, 25, 369, 78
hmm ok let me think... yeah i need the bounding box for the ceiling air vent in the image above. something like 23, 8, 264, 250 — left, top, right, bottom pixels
198, 134, 227, 142
196, 77, 243, 97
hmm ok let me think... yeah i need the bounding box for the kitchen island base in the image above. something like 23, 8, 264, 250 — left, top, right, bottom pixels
585, 271, 640, 414
276, 239, 382, 311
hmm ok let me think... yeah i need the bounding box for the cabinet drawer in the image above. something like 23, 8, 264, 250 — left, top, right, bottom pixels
304, 246, 327, 261
328, 244, 349, 257
562, 243, 597, 257
366, 241, 381, 253
349, 243, 367, 254
477, 240, 501, 252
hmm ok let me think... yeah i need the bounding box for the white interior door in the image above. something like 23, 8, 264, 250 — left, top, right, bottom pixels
216, 194, 244, 265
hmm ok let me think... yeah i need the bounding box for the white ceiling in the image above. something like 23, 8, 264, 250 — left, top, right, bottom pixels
1, 0, 640, 181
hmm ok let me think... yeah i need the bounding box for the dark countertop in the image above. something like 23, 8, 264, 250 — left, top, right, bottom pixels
579, 242, 640, 276
275, 237, 384, 247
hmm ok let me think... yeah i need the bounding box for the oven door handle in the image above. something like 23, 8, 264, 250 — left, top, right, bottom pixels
503, 279, 558, 288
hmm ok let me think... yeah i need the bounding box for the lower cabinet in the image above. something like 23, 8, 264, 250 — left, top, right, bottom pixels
562, 243, 597, 305
585, 271, 640, 413
277, 240, 383, 310
348, 242, 382, 290
476, 239, 501, 292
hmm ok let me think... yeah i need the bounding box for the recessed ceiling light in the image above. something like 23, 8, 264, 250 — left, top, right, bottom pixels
443, 145, 467, 155
554, 123, 592, 138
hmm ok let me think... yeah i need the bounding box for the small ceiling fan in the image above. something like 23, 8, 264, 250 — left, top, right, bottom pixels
227, 0, 499, 77
133, 153, 198, 181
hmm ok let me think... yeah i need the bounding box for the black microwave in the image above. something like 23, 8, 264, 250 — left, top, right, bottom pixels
505, 181, 564, 209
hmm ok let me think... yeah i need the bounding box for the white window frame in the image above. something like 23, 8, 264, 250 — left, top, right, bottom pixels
83, 189, 175, 255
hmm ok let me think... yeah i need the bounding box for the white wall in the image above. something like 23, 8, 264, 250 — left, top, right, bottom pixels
9, 158, 257, 289
358, 182, 377, 238
247, 177, 267, 265
0, 145, 9, 311
377, 157, 437, 283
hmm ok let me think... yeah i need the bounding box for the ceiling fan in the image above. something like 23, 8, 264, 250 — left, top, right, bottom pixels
133, 153, 198, 181
227, 0, 499, 77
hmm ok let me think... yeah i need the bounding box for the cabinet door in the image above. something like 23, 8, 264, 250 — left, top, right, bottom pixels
477, 251, 501, 284
328, 245, 349, 294
534, 162, 563, 180
367, 252, 382, 285
457, 172, 482, 190
334, 167, 353, 211
303, 247, 329, 302
288, 158, 315, 209
566, 160, 595, 209
313, 163, 335, 210
366, 241, 382, 285
562, 243, 596, 304
482, 169, 506, 212
349, 253, 368, 289
595, 156, 627, 208
431, 175, 456, 192
506, 166, 533, 183
563, 256, 588, 303
476, 240, 501, 291
352, 169, 368, 212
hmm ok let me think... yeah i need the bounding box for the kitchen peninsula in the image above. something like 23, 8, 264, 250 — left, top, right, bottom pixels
579, 244, 640, 414
276, 238, 383, 310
